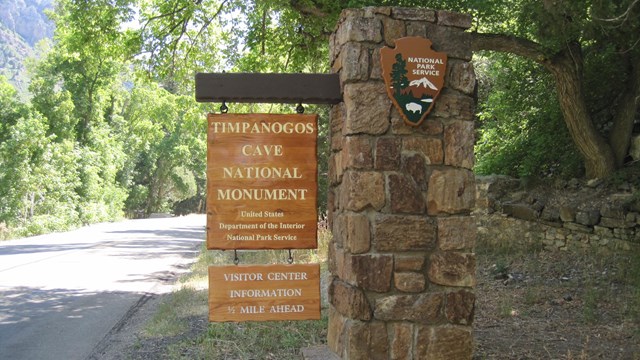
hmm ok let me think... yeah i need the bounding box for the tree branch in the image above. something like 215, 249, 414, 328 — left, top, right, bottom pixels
470, 32, 549, 64
289, 0, 328, 18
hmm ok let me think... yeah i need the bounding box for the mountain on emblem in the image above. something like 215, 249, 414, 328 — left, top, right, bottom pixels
381, 37, 447, 126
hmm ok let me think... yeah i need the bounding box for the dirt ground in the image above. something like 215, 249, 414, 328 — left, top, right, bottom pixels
473, 246, 640, 360
102, 245, 640, 359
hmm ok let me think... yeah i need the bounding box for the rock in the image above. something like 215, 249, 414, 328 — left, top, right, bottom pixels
374, 293, 444, 322
586, 178, 604, 188
330, 279, 372, 320
575, 210, 601, 226
374, 214, 436, 251
503, 203, 539, 221
559, 206, 577, 222
415, 326, 473, 360
343, 82, 390, 135
394, 272, 426, 292
340, 171, 385, 211
630, 134, 640, 161
388, 173, 425, 214
428, 252, 476, 287
427, 169, 475, 215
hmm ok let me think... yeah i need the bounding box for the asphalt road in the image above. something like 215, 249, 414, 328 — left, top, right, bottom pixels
0, 214, 205, 360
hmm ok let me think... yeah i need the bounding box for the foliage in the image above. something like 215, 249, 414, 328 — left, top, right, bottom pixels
474, 53, 583, 178
3, 0, 639, 237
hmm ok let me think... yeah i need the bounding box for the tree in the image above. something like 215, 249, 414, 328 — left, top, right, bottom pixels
237, 0, 640, 179
391, 53, 409, 97
466, 0, 640, 178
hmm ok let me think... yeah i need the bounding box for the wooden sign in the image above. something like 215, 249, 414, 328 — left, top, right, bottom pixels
207, 114, 318, 250
209, 264, 321, 322
381, 37, 447, 126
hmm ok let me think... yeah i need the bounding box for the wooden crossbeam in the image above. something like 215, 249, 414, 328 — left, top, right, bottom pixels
195, 73, 342, 104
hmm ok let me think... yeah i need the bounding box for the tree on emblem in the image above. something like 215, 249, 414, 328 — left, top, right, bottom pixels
391, 53, 408, 97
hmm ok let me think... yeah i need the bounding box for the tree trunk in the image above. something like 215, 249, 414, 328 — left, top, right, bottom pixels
608, 53, 640, 167
546, 46, 616, 178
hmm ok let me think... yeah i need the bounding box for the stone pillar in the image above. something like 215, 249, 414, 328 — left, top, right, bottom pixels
327, 7, 477, 360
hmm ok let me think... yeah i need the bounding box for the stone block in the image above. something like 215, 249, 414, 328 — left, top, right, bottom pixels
403, 137, 444, 164
328, 306, 347, 356
503, 203, 539, 221
330, 132, 343, 152
329, 278, 372, 320
541, 207, 560, 222
391, 111, 443, 136
383, 17, 406, 47
340, 171, 385, 211
344, 82, 391, 135
329, 153, 341, 186
370, 46, 383, 80
364, 6, 392, 17
327, 189, 336, 226
394, 255, 426, 271
563, 222, 593, 233
347, 321, 370, 360
369, 321, 389, 359
427, 169, 475, 215
559, 205, 576, 222
335, 16, 383, 46
344, 136, 373, 170
394, 272, 426, 292
374, 293, 444, 322
390, 107, 412, 135
346, 321, 389, 360
351, 254, 393, 292
392, 7, 436, 22
375, 137, 402, 171
444, 120, 475, 169
406, 21, 427, 37
428, 252, 476, 287
334, 42, 370, 83
447, 59, 476, 95
437, 10, 473, 29
330, 102, 345, 133
388, 173, 425, 214
600, 216, 634, 228
346, 213, 371, 254
403, 154, 427, 190
329, 244, 349, 281
390, 323, 413, 360
437, 216, 476, 251
332, 213, 346, 248
445, 290, 475, 325
374, 214, 436, 251
630, 134, 640, 161
601, 203, 625, 219
425, 23, 473, 61
431, 89, 475, 120
415, 325, 473, 360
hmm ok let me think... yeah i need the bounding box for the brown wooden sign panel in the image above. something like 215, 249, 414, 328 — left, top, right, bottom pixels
209, 264, 321, 322
207, 113, 318, 250
381, 37, 447, 126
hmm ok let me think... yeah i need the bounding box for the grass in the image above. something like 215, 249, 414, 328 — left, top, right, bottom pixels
138, 227, 332, 359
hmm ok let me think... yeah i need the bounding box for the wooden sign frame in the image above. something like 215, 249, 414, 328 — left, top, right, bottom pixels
207, 113, 318, 250
209, 264, 321, 322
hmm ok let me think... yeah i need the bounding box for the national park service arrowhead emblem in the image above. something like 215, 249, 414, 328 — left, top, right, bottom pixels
381, 37, 447, 127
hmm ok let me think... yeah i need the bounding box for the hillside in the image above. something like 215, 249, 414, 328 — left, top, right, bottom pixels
0, 0, 54, 96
